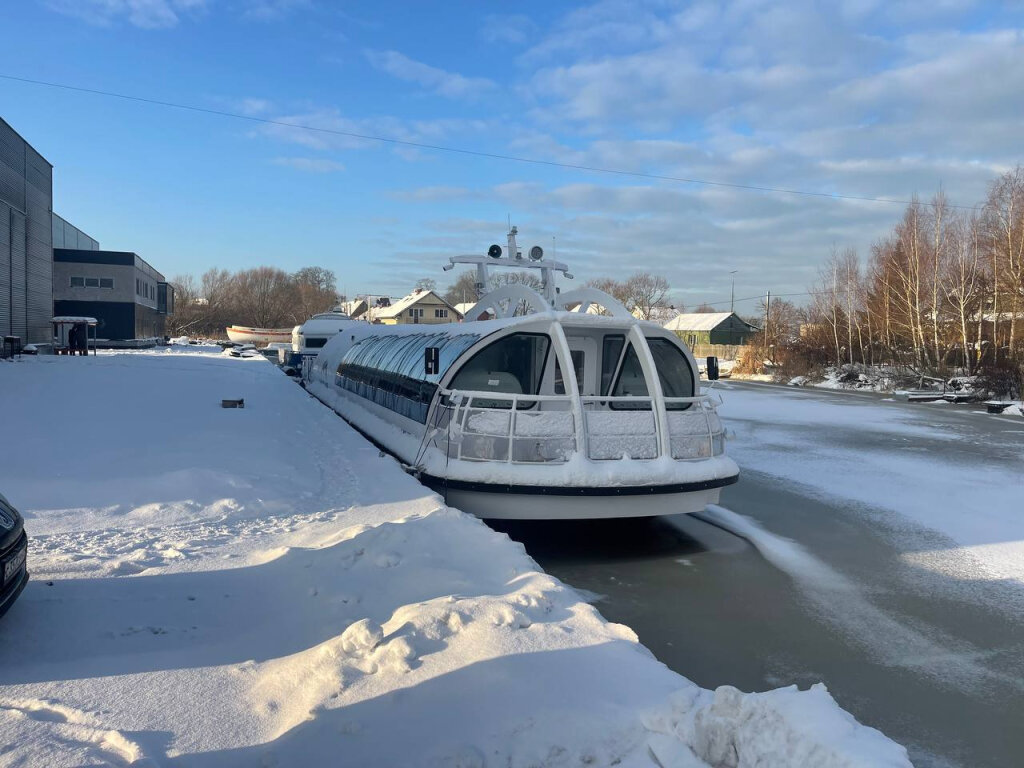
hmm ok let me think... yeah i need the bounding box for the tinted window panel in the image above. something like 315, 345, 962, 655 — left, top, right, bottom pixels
334, 331, 482, 423
646, 337, 695, 409
601, 335, 625, 395
450, 333, 550, 397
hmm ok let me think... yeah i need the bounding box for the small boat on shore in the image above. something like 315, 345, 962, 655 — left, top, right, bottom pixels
226, 325, 294, 345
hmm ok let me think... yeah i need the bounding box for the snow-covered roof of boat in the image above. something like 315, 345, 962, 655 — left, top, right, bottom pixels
372, 289, 460, 319
664, 312, 751, 331
299, 317, 355, 338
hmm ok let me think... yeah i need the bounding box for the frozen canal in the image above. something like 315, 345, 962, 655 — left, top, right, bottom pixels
492, 382, 1024, 768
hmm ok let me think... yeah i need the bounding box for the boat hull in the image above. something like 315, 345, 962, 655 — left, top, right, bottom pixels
226, 326, 294, 345
423, 476, 735, 520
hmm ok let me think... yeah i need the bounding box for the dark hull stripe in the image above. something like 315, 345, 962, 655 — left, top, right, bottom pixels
420, 473, 739, 497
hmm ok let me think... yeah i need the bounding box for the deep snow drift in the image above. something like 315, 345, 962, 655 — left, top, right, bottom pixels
0, 350, 909, 766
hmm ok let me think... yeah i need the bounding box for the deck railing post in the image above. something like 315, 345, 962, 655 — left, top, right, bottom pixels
509, 395, 518, 463
549, 322, 586, 458
628, 325, 671, 458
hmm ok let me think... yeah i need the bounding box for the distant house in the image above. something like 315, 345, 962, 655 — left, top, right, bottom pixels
664, 312, 759, 348
341, 298, 369, 319
454, 301, 494, 321
370, 289, 460, 325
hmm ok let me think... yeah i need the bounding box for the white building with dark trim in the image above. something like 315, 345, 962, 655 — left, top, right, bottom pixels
53, 248, 173, 341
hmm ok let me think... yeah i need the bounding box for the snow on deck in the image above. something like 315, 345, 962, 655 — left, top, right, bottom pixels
0, 350, 910, 767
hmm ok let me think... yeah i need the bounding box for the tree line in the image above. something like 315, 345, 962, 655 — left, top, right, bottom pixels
168, 266, 339, 337
758, 167, 1024, 386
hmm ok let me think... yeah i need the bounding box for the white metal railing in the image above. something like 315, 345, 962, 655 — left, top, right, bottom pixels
424, 388, 724, 465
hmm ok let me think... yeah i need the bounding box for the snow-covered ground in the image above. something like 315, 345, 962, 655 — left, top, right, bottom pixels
0, 350, 910, 766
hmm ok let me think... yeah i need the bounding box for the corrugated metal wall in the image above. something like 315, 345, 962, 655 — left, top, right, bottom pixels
0, 119, 53, 344
25, 145, 53, 342
0, 203, 10, 338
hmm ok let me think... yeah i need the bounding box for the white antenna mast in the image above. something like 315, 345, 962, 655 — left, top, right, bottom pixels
443, 225, 573, 305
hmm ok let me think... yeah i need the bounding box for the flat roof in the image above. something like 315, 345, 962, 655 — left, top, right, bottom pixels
54, 248, 166, 281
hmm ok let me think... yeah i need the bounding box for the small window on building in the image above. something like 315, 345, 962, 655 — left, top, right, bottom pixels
85, 277, 100, 287
70, 276, 84, 287
434, 308, 448, 318
136, 278, 141, 294
99, 278, 114, 289
409, 308, 423, 318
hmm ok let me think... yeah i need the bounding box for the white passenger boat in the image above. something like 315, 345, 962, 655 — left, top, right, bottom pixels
292, 311, 354, 353
303, 228, 739, 519
226, 325, 294, 345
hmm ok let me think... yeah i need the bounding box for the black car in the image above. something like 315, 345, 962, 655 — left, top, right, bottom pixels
0, 492, 28, 619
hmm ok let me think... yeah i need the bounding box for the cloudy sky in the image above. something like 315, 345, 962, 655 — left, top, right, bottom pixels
2, 0, 1022, 312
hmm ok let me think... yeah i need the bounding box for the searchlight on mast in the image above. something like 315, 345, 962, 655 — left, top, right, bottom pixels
442, 225, 574, 306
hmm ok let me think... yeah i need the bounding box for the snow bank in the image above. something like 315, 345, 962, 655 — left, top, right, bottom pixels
0, 352, 910, 767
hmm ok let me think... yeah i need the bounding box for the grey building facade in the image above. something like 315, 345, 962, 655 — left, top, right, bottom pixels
53, 250, 174, 340
53, 212, 99, 251
1, 117, 53, 344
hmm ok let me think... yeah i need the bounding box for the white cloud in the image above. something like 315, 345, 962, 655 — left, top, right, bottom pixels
254, 107, 492, 156
45, 0, 206, 28
364, 50, 496, 99
272, 157, 345, 173
481, 14, 536, 45
242, 0, 310, 21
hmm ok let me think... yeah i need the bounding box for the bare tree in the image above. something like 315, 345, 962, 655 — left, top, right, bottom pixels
444, 271, 481, 307
942, 213, 985, 373
984, 167, 1024, 361
293, 266, 339, 322
586, 272, 671, 319
232, 267, 296, 328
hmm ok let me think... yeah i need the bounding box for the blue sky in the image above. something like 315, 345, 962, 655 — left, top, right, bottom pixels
2, 0, 1023, 313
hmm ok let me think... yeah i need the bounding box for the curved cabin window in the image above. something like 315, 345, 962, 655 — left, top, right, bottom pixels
647, 338, 695, 409
335, 331, 481, 423
609, 338, 694, 409
449, 333, 550, 406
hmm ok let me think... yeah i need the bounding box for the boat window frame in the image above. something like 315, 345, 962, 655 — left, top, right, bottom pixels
600, 334, 626, 396
645, 336, 696, 410
446, 331, 552, 409
608, 341, 652, 410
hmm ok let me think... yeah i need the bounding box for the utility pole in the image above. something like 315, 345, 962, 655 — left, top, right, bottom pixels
765, 289, 771, 361
730, 270, 737, 313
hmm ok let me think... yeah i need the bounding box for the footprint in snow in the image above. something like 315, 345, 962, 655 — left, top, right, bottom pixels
374, 552, 401, 568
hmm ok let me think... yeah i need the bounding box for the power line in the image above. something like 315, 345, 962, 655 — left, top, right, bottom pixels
690, 289, 830, 309
0, 72, 983, 211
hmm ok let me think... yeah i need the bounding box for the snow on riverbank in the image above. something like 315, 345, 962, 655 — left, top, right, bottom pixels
0, 351, 910, 766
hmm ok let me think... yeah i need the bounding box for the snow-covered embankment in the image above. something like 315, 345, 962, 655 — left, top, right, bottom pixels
0, 350, 910, 766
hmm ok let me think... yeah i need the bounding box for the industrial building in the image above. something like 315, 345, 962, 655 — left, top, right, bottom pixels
1, 117, 53, 345
53, 249, 173, 341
